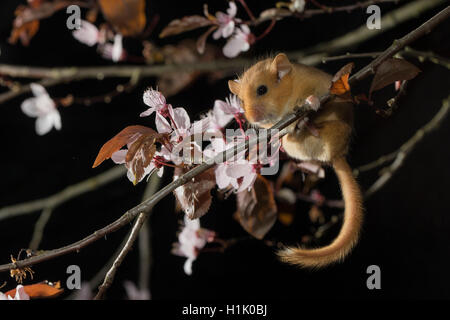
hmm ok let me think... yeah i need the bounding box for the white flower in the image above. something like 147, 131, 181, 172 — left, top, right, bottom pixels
212, 1, 237, 40
290, 0, 305, 13
99, 34, 124, 62
21, 83, 61, 135
72, 20, 99, 47
223, 25, 252, 58
0, 285, 30, 300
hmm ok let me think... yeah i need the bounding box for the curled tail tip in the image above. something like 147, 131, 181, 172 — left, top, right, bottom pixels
277, 245, 352, 269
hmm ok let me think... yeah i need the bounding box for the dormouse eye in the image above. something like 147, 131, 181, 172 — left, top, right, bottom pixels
256, 85, 267, 96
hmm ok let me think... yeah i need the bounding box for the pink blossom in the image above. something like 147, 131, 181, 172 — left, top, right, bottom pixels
223, 25, 253, 58
140, 88, 176, 133
225, 161, 258, 193
172, 216, 216, 275
206, 137, 249, 191
207, 94, 243, 133
72, 20, 99, 47
212, 1, 237, 40
0, 285, 30, 300
123, 281, 151, 300
21, 83, 61, 135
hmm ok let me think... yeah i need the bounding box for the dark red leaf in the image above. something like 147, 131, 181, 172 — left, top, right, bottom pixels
92, 125, 156, 168
173, 167, 216, 219
235, 175, 277, 240
126, 134, 157, 184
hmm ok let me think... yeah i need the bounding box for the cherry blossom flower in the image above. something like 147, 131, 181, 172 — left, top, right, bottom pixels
207, 94, 244, 133
21, 83, 61, 135
213, 133, 280, 192
0, 285, 30, 300
123, 281, 151, 300
140, 88, 176, 133
212, 1, 238, 40
223, 25, 253, 58
172, 216, 216, 275
205, 137, 248, 191
72, 20, 100, 47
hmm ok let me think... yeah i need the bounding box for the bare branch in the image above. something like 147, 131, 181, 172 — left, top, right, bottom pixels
0, 0, 444, 105
0, 166, 126, 222
29, 207, 54, 250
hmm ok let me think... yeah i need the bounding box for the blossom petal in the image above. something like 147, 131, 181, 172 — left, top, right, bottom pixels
215, 164, 232, 189
227, 1, 237, 17
35, 114, 55, 135
111, 34, 123, 62
21, 98, 41, 117
172, 107, 191, 132
111, 149, 127, 164
184, 258, 194, 275
30, 83, 47, 97
72, 20, 99, 47
139, 107, 155, 117
155, 113, 172, 133
222, 21, 235, 38
14, 285, 30, 300
223, 36, 249, 58
143, 88, 166, 108
49, 110, 62, 130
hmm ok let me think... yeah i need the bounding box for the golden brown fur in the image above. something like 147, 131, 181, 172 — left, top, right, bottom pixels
228, 53, 363, 268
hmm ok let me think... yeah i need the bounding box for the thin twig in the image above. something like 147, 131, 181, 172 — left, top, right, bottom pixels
28, 207, 54, 250
138, 175, 161, 292
255, 0, 399, 25
94, 212, 147, 300
400, 47, 450, 69
0, 6, 448, 273
0, 0, 443, 105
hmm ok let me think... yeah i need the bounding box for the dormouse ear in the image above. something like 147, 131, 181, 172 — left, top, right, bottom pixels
271, 53, 292, 80
228, 79, 241, 96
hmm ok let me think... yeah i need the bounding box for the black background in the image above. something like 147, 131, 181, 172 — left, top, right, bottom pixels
0, 0, 449, 300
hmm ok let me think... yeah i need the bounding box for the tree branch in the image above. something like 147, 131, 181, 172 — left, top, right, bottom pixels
0, 0, 444, 105
0, 5, 448, 273
0, 166, 126, 222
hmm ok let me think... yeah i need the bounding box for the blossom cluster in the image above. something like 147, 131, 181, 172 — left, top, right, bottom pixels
72, 20, 125, 62
104, 88, 281, 274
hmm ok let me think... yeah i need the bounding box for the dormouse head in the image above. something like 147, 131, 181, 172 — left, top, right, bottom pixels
228, 53, 294, 128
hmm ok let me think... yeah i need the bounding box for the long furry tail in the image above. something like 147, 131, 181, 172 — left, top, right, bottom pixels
277, 157, 363, 268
